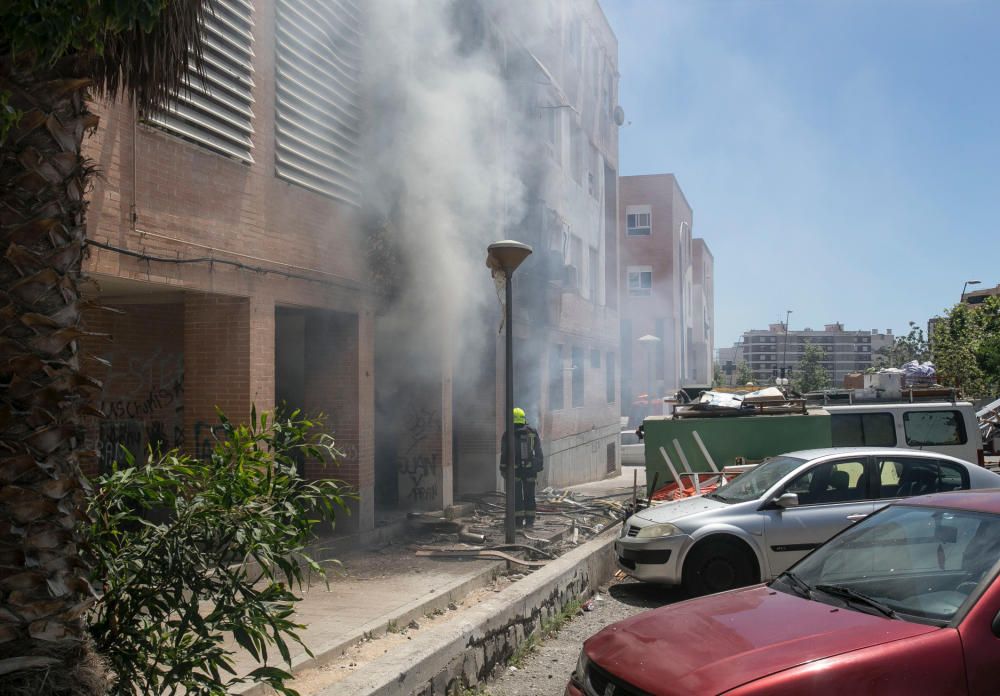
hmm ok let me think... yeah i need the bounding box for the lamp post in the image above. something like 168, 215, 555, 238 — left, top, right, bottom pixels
961, 280, 981, 303
638, 334, 661, 413
781, 309, 792, 381
486, 240, 533, 544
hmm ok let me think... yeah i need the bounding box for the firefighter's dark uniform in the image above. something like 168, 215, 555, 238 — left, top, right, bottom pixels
501, 421, 544, 527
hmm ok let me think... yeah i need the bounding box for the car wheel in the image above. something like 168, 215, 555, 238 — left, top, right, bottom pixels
683, 540, 755, 596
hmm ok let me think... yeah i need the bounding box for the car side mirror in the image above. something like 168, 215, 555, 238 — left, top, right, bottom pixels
773, 492, 800, 509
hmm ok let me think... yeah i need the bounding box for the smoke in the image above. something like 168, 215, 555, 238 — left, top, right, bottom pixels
362, 0, 529, 377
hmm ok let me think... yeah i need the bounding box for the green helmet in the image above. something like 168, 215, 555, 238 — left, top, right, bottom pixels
513, 407, 526, 425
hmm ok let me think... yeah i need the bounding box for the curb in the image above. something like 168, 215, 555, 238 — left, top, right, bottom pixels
328, 527, 619, 696
234, 525, 575, 695
234, 561, 504, 696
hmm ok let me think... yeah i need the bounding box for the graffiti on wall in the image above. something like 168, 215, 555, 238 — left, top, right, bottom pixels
396, 404, 441, 506
96, 346, 185, 471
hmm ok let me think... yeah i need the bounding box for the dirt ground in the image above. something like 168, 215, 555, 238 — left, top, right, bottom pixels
481, 578, 685, 696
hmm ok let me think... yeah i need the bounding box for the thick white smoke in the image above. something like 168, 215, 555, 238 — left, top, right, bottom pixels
362, 0, 528, 367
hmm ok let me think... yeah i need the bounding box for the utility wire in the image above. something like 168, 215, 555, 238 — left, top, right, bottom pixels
84, 239, 362, 290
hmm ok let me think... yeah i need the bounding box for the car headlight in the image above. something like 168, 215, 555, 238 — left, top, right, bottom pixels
573, 648, 589, 685
635, 522, 681, 539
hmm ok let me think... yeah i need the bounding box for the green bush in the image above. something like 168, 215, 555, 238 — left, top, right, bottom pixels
85, 408, 353, 696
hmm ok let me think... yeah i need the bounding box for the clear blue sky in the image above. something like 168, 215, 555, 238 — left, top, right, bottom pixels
601, 0, 1000, 351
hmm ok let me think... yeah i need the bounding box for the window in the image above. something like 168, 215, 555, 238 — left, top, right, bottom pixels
572, 346, 585, 407
548, 345, 564, 410
590, 349, 601, 368
783, 459, 869, 505
903, 410, 967, 446
876, 457, 969, 499
627, 266, 652, 296
606, 352, 616, 403
831, 413, 897, 447
785, 506, 1000, 622
588, 247, 598, 301
571, 235, 584, 292
545, 105, 561, 156
275, 0, 362, 204
626, 206, 651, 236
570, 124, 583, 185
149, 0, 255, 162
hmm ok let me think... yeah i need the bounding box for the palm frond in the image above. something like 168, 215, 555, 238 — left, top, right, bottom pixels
92, 0, 214, 116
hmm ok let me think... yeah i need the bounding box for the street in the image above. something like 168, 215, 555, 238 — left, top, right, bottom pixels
482, 578, 687, 696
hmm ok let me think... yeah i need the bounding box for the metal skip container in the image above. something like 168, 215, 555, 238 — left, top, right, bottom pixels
642, 410, 833, 493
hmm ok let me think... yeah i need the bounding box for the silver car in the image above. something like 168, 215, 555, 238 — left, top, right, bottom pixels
620, 430, 644, 466
616, 447, 1000, 595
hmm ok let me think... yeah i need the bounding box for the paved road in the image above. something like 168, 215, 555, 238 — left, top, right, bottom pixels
483, 578, 687, 696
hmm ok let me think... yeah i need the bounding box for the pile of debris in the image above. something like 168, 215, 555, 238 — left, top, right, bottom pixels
673, 386, 805, 418
405, 487, 631, 571
980, 396, 1000, 454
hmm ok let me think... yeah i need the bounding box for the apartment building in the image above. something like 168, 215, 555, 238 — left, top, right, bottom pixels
618, 174, 713, 410
491, 0, 623, 487
79, 0, 623, 536
740, 323, 894, 387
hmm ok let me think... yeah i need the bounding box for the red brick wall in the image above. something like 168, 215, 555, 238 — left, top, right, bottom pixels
183, 293, 251, 458
303, 312, 360, 485
79, 302, 185, 477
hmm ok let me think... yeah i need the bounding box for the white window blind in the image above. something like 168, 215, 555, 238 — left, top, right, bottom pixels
149, 0, 256, 163
274, 0, 362, 205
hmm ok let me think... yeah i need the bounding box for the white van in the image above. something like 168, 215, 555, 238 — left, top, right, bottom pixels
826, 401, 983, 465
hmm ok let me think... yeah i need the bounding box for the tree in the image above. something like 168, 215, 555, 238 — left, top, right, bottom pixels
88, 409, 350, 696
931, 297, 1000, 397
1, 3, 209, 692
793, 342, 831, 393
712, 362, 725, 387
736, 361, 754, 386
875, 322, 930, 368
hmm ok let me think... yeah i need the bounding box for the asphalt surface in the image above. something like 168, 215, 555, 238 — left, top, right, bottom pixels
482, 578, 687, 696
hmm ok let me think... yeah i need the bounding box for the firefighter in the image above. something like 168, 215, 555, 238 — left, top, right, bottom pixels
500, 407, 544, 527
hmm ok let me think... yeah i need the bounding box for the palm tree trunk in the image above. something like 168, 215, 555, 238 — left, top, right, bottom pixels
0, 55, 109, 695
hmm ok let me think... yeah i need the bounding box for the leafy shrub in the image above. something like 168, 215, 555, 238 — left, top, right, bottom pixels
85, 408, 352, 695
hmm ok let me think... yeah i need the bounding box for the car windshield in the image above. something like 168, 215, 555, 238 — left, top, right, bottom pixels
774, 505, 1000, 625
709, 456, 805, 504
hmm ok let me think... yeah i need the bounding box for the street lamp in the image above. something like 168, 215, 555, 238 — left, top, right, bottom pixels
638, 334, 661, 413
781, 309, 792, 381
961, 280, 981, 303
486, 240, 533, 544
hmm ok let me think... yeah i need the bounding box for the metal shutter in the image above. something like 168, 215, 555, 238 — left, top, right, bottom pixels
148, 0, 256, 163
274, 0, 362, 205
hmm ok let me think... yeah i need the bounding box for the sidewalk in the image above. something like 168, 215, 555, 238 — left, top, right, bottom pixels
229, 469, 640, 694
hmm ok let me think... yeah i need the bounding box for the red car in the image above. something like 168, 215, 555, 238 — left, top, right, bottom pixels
568, 489, 1000, 696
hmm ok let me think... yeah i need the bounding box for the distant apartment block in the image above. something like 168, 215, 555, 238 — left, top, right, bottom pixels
739, 323, 894, 387
618, 174, 714, 410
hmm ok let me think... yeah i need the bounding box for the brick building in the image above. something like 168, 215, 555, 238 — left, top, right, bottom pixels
79, 0, 622, 535
618, 174, 713, 412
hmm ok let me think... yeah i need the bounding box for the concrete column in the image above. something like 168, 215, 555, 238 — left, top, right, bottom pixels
249, 294, 275, 416
356, 309, 376, 532
439, 343, 454, 509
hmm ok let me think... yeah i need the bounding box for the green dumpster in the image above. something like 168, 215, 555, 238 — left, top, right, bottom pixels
643, 409, 832, 491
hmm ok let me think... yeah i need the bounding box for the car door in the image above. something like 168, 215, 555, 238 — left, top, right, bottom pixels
761, 456, 876, 578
